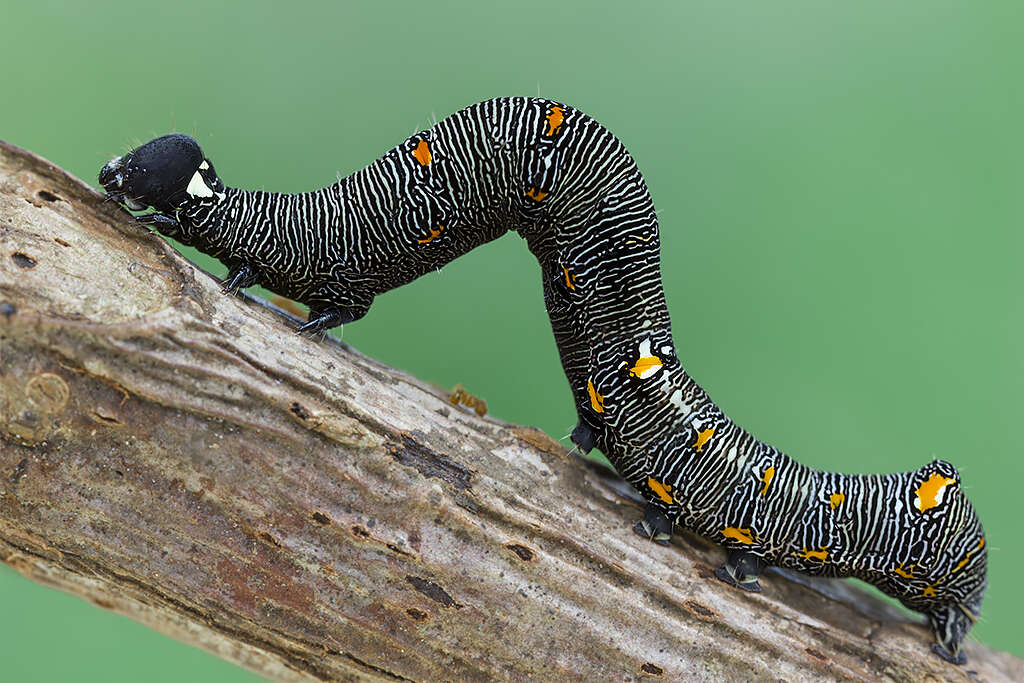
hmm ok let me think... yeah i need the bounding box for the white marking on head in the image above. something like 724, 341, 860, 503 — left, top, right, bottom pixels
199, 160, 210, 170
186, 169, 214, 198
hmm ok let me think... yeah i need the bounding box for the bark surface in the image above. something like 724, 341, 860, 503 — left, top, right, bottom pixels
0, 139, 1019, 682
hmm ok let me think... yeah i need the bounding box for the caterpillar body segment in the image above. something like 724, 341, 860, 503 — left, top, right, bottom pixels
99, 97, 986, 664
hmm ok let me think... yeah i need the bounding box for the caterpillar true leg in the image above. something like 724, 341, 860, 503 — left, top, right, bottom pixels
295, 283, 374, 333
297, 302, 370, 334
99, 97, 987, 664
135, 212, 181, 233
297, 309, 357, 334
222, 262, 259, 294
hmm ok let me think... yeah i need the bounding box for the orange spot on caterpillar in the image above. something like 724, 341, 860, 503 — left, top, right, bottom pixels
629, 355, 663, 379
562, 264, 576, 290
953, 539, 985, 574
893, 564, 915, 579
526, 187, 548, 201
914, 472, 956, 512
760, 466, 775, 496
648, 477, 674, 504
721, 527, 755, 545
799, 547, 829, 562
691, 427, 714, 453
628, 340, 663, 379
587, 380, 604, 413
417, 225, 445, 244
412, 139, 432, 166
829, 492, 845, 510
545, 105, 565, 136
625, 233, 655, 246
922, 585, 938, 598
449, 384, 487, 416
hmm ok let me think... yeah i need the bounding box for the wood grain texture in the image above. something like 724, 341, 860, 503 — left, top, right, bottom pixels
0, 139, 1020, 681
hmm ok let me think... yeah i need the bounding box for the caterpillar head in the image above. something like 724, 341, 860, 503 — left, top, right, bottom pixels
99, 134, 225, 216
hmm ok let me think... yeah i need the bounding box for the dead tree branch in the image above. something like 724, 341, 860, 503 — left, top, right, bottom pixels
0, 139, 1020, 682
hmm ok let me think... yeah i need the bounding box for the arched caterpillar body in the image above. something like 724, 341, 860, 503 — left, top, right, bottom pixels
99, 97, 986, 664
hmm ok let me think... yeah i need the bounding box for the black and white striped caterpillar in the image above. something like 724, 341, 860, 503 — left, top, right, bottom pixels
99, 97, 986, 664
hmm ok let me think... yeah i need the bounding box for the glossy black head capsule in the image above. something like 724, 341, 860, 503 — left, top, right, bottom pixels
99, 134, 224, 213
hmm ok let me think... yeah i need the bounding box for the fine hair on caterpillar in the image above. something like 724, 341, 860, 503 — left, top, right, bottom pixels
99, 97, 986, 665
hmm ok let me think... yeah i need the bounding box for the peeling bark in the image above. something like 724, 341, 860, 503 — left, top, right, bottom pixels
0, 139, 1020, 682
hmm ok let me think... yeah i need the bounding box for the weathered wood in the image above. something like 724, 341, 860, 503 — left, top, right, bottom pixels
0, 139, 1020, 682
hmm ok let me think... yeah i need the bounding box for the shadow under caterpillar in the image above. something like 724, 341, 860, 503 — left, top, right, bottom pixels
99, 97, 986, 664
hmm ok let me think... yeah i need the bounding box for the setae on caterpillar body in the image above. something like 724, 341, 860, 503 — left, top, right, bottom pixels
99, 97, 986, 664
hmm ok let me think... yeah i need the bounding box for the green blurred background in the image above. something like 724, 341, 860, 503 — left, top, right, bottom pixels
2, 1, 1020, 678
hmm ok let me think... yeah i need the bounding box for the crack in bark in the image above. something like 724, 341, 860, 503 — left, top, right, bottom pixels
387, 434, 472, 491
404, 575, 463, 609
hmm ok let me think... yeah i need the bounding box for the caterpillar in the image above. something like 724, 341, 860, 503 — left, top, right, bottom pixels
99, 97, 986, 664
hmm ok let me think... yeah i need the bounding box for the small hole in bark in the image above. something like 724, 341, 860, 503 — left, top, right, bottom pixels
350, 525, 370, 539
11, 252, 36, 268
805, 647, 828, 662
10, 458, 29, 484
290, 402, 311, 420
260, 532, 282, 547
405, 608, 429, 621
683, 600, 717, 619
37, 190, 60, 202
387, 543, 412, 557
312, 511, 331, 525
679, 602, 720, 622
640, 662, 664, 676
405, 575, 462, 609
505, 542, 536, 562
